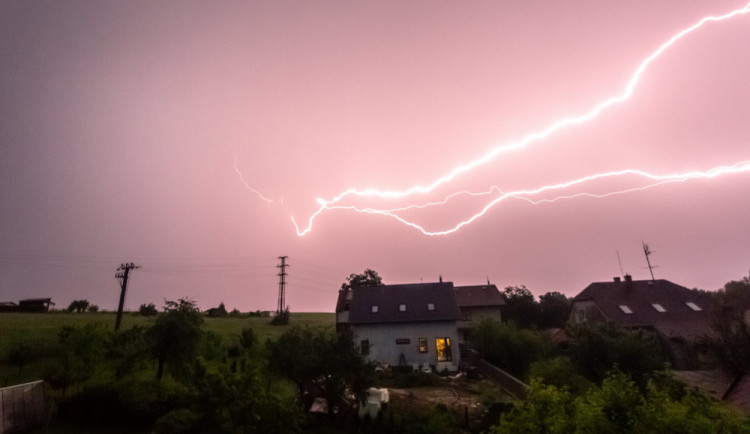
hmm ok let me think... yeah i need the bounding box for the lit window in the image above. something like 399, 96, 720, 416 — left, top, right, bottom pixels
427, 303, 435, 311
619, 305, 633, 314
399, 304, 406, 312
685, 302, 702, 311
361, 339, 369, 356
371, 305, 378, 313
419, 338, 428, 353
651, 303, 666, 313
435, 337, 452, 362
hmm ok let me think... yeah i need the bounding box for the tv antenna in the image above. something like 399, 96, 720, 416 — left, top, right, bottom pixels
642, 242, 657, 280
616, 250, 625, 277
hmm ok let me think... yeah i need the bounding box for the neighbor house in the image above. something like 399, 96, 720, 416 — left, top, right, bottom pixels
336, 281, 462, 371
568, 275, 714, 369
454, 283, 505, 342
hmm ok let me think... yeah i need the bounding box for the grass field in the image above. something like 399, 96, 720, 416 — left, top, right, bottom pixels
0, 311, 334, 386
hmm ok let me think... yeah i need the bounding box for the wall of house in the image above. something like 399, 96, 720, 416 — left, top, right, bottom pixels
351, 321, 460, 370
457, 306, 502, 342
567, 300, 607, 325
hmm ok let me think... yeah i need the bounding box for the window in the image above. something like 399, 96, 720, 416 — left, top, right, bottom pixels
419, 338, 428, 353
685, 302, 702, 311
435, 337, 452, 362
371, 305, 378, 313
575, 309, 586, 323
361, 339, 369, 356
619, 305, 633, 314
427, 303, 435, 311
399, 304, 407, 312
651, 303, 666, 313
396, 338, 410, 345
461, 308, 471, 321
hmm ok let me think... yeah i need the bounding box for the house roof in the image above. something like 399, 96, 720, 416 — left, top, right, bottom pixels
19, 298, 52, 303
454, 284, 506, 308
348, 282, 461, 324
572, 278, 714, 341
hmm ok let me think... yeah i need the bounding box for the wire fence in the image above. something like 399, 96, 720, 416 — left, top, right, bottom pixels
0, 380, 47, 433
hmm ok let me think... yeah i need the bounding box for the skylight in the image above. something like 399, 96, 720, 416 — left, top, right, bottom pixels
371, 305, 378, 313
619, 305, 634, 314
399, 304, 406, 312
651, 303, 666, 313
685, 302, 702, 311
427, 303, 435, 311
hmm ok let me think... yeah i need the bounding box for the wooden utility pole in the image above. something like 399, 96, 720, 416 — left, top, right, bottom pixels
115, 262, 141, 331
276, 256, 288, 314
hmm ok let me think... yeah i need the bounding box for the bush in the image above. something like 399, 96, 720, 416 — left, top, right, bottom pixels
470, 317, 550, 378
139, 303, 158, 316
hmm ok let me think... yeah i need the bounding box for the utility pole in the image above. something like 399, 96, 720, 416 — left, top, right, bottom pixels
115, 262, 141, 331
642, 242, 656, 280
276, 256, 288, 315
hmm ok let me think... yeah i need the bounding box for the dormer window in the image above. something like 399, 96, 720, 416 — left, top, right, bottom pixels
371, 305, 379, 313
685, 302, 702, 311
399, 304, 407, 312
619, 305, 634, 314
427, 303, 435, 311
651, 303, 666, 313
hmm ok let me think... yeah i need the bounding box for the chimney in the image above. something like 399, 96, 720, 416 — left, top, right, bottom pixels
624, 274, 632, 282
614, 277, 621, 282
439, 275, 443, 283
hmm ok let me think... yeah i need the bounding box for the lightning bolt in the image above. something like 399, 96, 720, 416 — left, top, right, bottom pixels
289, 2, 750, 236
297, 161, 750, 236
233, 153, 274, 204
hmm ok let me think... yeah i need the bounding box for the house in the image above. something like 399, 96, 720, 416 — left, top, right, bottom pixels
454, 284, 505, 342
336, 281, 462, 371
568, 275, 714, 369
18, 298, 53, 312
0, 302, 18, 313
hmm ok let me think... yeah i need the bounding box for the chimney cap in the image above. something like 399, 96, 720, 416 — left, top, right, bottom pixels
614, 277, 621, 282
624, 274, 633, 282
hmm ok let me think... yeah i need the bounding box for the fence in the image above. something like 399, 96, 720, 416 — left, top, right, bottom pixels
475, 359, 528, 400
0, 380, 47, 433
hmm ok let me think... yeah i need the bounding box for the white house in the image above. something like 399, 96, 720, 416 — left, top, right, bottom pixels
336, 281, 462, 371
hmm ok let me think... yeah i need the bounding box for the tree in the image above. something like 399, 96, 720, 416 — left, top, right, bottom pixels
266, 326, 373, 412
146, 298, 204, 381
699, 273, 750, 374
537, 292, 571, 329
153, 361, 303, 434
470, 317, 550, 379
239, 327, 256, 352
48, 322, 110, 392
341, 269, 383, 290
502, 286, 540, 328
87, 304, 99, 313
207, 302, 228, 318
568, 323, 667, 384
138, 303, 158, 316
67, 299, 90, 313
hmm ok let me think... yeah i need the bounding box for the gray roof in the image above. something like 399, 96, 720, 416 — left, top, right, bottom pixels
454, 284, 506, 308
572, 278, 714, 341
348, 282, 461, 324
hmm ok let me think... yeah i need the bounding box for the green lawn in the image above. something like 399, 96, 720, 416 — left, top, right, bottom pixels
0, 311, 334, 386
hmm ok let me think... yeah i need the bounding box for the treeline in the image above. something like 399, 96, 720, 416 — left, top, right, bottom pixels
5, 298, 371, 433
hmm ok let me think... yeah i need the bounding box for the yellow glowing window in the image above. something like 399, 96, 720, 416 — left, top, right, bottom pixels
419, 338, 428, 353
435, 337, 452, 362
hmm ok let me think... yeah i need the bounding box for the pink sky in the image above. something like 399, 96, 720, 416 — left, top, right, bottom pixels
1, 1, 749, 312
